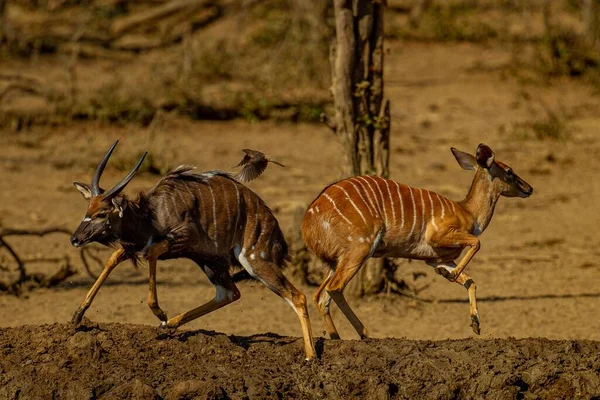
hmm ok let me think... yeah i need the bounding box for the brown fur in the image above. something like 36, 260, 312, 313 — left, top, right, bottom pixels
302, 144, 533, 340
71, 164, 315, 360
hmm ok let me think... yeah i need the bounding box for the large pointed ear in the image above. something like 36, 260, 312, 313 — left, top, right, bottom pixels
451, 147, 477, 170
73, 181, 92, 201
476, 143, 495, 169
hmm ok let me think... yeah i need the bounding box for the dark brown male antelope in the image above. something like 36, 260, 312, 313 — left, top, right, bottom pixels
70, 140, 315, 360
302, 144, 533, 339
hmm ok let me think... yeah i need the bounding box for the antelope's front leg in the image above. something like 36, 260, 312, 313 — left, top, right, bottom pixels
72, 248, 127, 325
455, 272, 480, 334
144, 240, 170, 325
430, 230, 480, 282
431, 261, 480, 335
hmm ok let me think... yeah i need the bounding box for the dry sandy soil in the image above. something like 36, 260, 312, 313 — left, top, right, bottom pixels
2, 28, 600, 400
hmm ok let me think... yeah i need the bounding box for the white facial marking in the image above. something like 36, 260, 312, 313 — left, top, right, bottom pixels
250, 253, 256, 261
315, 206, 320, 212
83, 217, 91, 222
308, 208, 314, 214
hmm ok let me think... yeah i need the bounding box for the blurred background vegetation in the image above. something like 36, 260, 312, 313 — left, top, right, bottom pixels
0, 0, 599, 131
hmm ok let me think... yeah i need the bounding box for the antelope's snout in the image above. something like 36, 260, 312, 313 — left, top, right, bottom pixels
517, 177, 533, 198
70, 220, 95, 248
70, 235, 81, 247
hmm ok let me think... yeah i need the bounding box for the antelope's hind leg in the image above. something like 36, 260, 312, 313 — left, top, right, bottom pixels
313, 270, 341, 340
324, 247, 373, 340
235, 248, 316, 360
163, 260, 241, 329
145, 240, 171, 324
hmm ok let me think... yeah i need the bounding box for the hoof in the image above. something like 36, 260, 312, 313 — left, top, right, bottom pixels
71, 310, 83, 325
470, 315, 481, 335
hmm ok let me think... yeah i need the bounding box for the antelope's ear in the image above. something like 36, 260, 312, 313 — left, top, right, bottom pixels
451, 147, 476, 171
476, 144, 495, 169
73, 181, 92, 201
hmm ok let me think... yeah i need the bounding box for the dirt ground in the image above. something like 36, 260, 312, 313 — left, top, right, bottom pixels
1, 322, 600, 399
2, 16, 600, 400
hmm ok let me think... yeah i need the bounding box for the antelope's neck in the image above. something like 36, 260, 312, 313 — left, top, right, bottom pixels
459, 168, 501, 235
119, 197, 156, 248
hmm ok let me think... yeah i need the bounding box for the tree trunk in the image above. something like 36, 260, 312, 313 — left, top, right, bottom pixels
582, 0, 600, 52
330, 0, 390, 297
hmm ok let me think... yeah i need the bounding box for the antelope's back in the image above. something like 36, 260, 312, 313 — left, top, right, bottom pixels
149, 166, 288, 264
302, 175, 463, 258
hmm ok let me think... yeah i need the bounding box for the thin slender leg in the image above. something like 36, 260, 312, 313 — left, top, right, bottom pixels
71, 248, 127, 324
145, 241, 170, 324
430, 231, 480, 281
432, 261, 480, 334
236, 254, 316, 360
313, 270, 340, 339
325, 251, 371, 339
455, 272, 480, 334
164, 282, 240, 328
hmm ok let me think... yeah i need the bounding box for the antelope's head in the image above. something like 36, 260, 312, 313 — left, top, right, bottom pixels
451, 143, 533, 198
70, 140, 147, 247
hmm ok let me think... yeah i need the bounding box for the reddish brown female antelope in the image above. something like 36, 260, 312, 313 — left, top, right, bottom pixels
302, 144, 533, 339
70, 140, 315, 360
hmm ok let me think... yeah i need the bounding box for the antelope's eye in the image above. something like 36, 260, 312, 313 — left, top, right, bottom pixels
96, 212, 107, 219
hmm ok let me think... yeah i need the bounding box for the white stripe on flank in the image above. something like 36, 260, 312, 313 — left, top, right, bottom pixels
353, 177, 379, 217
393, 181, 405, 230
207, 183, 218, 251
334, 184, 368, 226
441, 196, 452, 214
168, 191, 179, 217
255, 196, 265, 243
365, 176, 388, 224
233, 183, 241, 231
382, 178, 396, 226
447, 197, 456, 214
426, 190, 438, 230
436, 193, 445, 220
347, 179, 375, 217
323, 193, 353, 226
408, 187, 417, 238
232, 180, 241, 245
266, 220, 275, 247
418, 189, 426, 234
